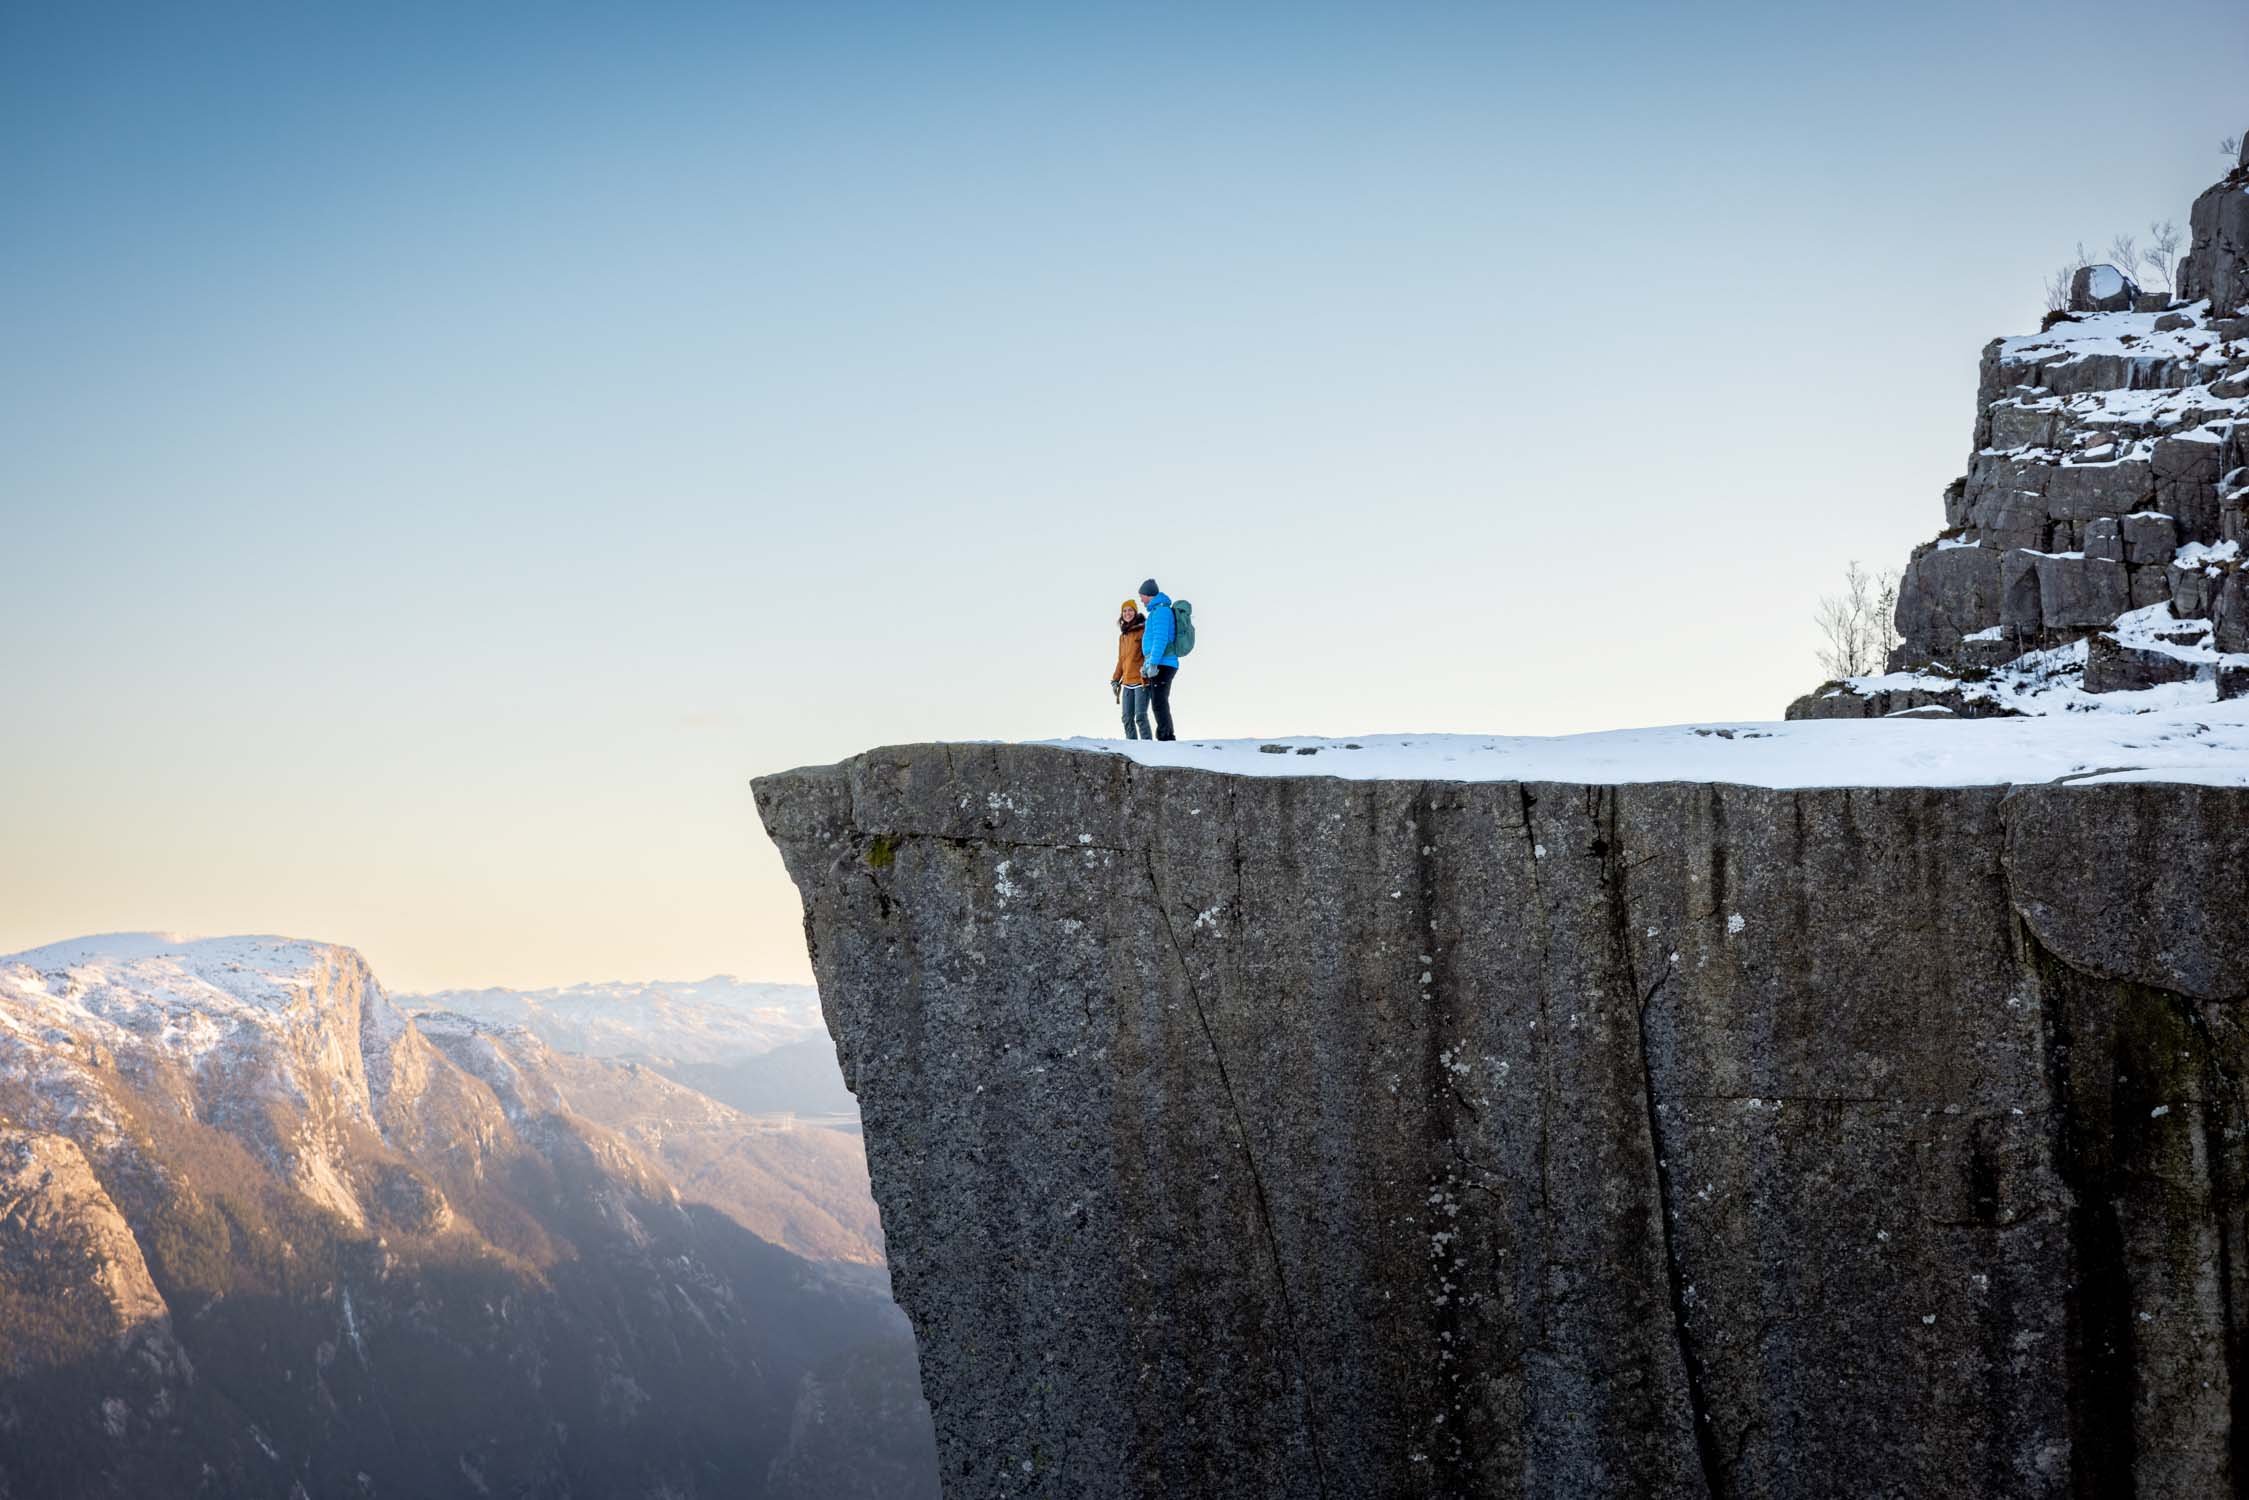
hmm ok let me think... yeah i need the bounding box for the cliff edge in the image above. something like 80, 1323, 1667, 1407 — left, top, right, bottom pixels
757, 740, 2249, 1498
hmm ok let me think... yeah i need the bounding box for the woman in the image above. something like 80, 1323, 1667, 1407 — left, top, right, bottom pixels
1111, 599, 1151, 739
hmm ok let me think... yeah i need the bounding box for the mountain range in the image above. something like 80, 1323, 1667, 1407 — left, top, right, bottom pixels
397, 979, 862, 1126
0, 934, 933, 1499
396, 976, 828, 1068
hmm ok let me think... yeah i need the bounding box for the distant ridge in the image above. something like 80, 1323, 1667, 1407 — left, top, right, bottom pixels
398, 973, 825, 1064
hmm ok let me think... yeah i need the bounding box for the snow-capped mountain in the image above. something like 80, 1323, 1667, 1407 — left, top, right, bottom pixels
0, 933, 422, 1225
398, 974, 826, 1065
0, 933, 933, 1499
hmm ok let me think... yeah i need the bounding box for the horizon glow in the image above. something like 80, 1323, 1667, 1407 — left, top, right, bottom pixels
5, 0, 2243, 988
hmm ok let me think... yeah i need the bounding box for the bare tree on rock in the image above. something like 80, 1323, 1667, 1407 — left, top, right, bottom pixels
2045, 242, 2094, 313
2108, 233, 2139, 281
2141, 220, 2183, 292
1815, 561, 1902, 680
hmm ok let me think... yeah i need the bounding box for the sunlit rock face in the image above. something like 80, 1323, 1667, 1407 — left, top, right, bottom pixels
760, 742, 2249, 1499
0, 934, 935, 1500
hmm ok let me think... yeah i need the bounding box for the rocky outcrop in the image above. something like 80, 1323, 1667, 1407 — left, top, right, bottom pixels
2180, 138, 2249, 318
0, 1128, 178, 1360
1793, 137, 2249, 718
2069, 262, 2140, 312
1784, 677, 2014, 721
757, 743, 2249, 1498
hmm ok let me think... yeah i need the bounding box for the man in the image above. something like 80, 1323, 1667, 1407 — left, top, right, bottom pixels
1136, 578, 1180, 741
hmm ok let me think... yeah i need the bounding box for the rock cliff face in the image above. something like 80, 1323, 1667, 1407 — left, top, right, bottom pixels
1792, 138, 2249, 719
2181, 135, 2249, 325
757, 743, 2249, 1498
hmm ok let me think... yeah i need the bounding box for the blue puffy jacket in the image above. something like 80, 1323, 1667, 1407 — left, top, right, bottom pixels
1141, 594, 1179, 673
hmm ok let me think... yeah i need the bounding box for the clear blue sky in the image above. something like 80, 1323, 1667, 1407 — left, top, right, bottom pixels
5, 0, 2243, 987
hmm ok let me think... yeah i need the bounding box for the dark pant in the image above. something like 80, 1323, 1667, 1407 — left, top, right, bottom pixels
1146, 664, 1178, 740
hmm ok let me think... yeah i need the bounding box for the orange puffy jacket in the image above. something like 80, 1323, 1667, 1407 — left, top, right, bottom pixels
1112, 621, 1146, 688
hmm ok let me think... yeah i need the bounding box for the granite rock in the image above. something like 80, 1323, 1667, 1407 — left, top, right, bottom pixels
2034, 553, 2129, 631
2082, 632, 2197, 693
1892, 545, 2001, 658
2068, 262, 2139, 312
2179, 157, 2249, 317
1799, 145, 2249, 709
2216, 573, 2249, 654
2122, 512, 2179, 565
757, 745, 2249, 1499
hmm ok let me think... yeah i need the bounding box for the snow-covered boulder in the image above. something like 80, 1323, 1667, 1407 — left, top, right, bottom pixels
2068, 261, 2140, 312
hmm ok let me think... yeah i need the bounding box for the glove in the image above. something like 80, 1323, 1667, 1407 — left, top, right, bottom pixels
1111, 682, 1122, 702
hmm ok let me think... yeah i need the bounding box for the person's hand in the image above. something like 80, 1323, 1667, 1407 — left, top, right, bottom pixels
1112, 682, 1122, 703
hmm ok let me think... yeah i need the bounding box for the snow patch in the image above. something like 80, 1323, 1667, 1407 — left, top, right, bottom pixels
1997, 303, 2218, 367
1048, 699, 2249, 789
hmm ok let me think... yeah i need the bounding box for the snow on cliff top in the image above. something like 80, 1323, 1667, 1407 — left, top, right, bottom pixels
1996, 302, 2230, 367
0, 934, 367, 1060
1045, 699, 2249, 788
1, 934, 356, 1006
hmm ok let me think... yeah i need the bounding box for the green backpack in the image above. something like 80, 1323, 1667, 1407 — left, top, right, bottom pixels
1170, 599, 1196, 657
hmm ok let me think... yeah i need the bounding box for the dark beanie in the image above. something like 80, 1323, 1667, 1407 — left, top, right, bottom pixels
1138, 578, 1160, 597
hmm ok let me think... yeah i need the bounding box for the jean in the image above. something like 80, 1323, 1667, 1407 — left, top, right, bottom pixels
1120, 685, 1152, 739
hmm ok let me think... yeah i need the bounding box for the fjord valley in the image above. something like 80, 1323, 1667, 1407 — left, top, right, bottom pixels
0, 935, 937, 1499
